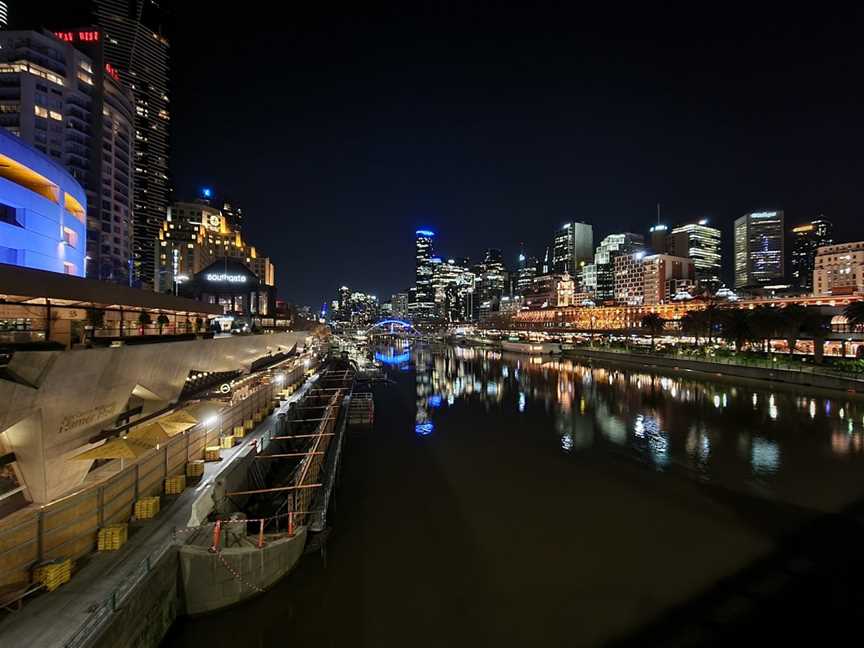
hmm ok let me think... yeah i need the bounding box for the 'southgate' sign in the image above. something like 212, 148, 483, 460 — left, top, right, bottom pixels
205, 273, 247, 283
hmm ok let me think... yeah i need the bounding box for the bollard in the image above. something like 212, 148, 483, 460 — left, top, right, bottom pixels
258, 519, 265, 548
288, 511, 294, 537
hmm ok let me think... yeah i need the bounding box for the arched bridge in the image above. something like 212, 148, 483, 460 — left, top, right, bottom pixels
366, 319, 419, 336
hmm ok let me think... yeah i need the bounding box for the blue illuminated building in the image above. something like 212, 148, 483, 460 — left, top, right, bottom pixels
0, 130, 87, 276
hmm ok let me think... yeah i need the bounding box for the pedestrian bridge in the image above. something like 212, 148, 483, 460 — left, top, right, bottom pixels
366, 319, 419, 336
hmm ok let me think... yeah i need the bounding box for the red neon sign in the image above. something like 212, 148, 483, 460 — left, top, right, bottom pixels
105, 63, 120, 82
53, 30, 100, 43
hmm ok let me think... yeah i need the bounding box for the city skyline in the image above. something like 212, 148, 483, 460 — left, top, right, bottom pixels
8, 2, 864, 308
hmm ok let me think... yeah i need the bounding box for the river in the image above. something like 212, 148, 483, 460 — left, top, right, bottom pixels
163, 343, 864, 646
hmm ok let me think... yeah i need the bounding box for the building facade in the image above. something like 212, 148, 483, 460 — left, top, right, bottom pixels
433, 257, 473, 322
552, 221, 593, 273
391, 291, 410, 319
412, 229, 436, 320
642, 254, 695, 305
790, 218, 833, 290
154, 201, 274, 299
92, 0, 171, 288
734, 211, 785, 289
593, 233, 644, 302
813, 241, 864, 297
0, 128, 87, 275
668, 220, 721, 290
0, 29, 135, 283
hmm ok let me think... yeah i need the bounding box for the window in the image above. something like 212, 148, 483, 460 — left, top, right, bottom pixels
63, 262, 76, 275
0, 202, 22, 227
34, 105, 48, 118
63, 227, 78, 248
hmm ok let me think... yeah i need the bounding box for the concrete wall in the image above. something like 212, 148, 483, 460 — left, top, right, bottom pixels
93, 548, 180, 648
179, 529, 307, 615
0, 331, 307, 503
562, 348, 864, 392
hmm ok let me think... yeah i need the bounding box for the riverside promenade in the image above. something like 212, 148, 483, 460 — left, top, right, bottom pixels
0, 374, 318, 648
562, 346, 864, 393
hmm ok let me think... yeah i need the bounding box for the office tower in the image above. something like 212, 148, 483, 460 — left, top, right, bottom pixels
642, 254, 695, 305
734, 211, 785, 289
790, 217, 833, 290
478, 248, 507, 320
412, 229, 436, 320
391, 292, 410, 319
593, 233, 644, 302
649, 224, 668, 254
668, 220, 722, 291
433, 257, 472, 322
0, 29, 135, 283
552, 221, 593, 273
813, 241, 864, 297
516, 253, 538, 296
92, 0, 171, 288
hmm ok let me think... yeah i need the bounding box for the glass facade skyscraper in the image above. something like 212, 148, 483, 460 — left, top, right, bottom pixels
552, 221, 593, 273
790, 217, 833, 290
668, 220, 722, 290
412, 229, 436, 320
734, 211, 785, 289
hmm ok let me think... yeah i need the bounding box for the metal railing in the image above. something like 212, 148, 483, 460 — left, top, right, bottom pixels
566, 345, 864, 382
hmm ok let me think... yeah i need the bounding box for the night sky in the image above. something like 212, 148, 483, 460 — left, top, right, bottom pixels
19, 3, 864, 306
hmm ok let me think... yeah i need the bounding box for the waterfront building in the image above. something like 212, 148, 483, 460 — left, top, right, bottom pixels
552, 221, 593, 273
791, 217, 833, 290
0, 29, 135, 283
813, 241, 864, 297
522, 273, 574, 309
179, 257, 275, 318
668, 220, 721, 290
154, 201, 274, 299
412, 229, 436, 320
734, 210, 785, 289
0, 129, 87, 276
594, 233, 645, 302
642, 254, 695, 305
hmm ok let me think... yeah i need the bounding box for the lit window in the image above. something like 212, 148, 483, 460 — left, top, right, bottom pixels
62, 227, 78, 248
63, 262, 76, 275
49, 110, 63, 121
34, 105, 48, 118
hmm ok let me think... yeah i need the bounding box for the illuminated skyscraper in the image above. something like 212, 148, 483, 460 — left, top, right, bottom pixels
412, 229, 436, 320
92, 0, 170, 288
668, 220, 722, 290
790, 217, 833, 290
593, 233, 644, 302
552, 221, 593, 273
734, 211, 785, 289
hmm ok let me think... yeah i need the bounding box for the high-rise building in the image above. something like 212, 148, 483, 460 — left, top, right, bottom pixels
790, 217, 833, 290
668, 220, 722, 290
91, 0, 171, 288
0, 29, 135, 283
552, 221, 593, 273
154, 201, 274, 296
433, 257, 472, 322
412, 229, 436, 320
613, 252, 647, 305
593, 233, 644, 302
649, 224, 668, 254
813, 241, 864, 297
642, 254, 695, 305
478, 248, 507, 320
391, 291, 410, 319
516, 253, 538, 296
734, 211, 785, 289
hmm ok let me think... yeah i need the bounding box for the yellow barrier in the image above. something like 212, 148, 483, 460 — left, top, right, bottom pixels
220, 435, 235, 449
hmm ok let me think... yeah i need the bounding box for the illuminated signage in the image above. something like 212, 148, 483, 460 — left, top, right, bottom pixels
54, 30, 100, 43
105, 63, 120, 82
204, 213, 221, 231
206, 273, 247, 283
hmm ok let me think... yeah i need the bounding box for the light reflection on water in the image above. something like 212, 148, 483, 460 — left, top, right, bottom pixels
392, 343, 864, 506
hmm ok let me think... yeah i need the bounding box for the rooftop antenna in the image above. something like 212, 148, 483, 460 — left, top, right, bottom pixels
657, 202, 661, 225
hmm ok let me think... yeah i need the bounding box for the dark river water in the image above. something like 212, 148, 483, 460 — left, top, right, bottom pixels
163, 344, 864, 646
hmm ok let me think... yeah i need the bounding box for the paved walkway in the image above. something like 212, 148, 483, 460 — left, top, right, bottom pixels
0, 376, 316, 648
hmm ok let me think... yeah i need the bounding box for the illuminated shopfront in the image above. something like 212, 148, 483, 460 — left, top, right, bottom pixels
181, 258, 274, 318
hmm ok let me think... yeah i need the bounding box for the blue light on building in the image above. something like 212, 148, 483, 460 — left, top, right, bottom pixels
416, 229, 435, 236
201, 187, 213, 199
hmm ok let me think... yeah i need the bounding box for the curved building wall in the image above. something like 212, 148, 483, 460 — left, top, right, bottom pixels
0, 129, 87, 276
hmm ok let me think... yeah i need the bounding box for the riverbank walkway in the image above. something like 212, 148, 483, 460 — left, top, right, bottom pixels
0, 375, 318, 648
